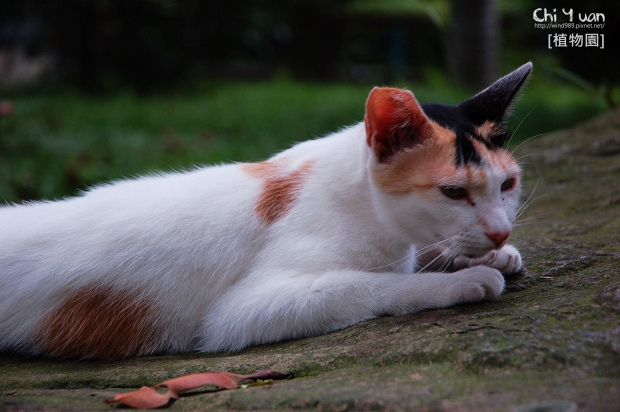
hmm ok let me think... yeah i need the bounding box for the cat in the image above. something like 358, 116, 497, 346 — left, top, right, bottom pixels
0, 63, 532, 360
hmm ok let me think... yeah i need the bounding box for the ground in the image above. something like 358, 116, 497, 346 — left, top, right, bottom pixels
1, 108, 619, 411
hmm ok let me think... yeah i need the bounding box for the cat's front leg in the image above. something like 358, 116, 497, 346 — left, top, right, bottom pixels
198, 266, 505, 353
452, 245, 522, 275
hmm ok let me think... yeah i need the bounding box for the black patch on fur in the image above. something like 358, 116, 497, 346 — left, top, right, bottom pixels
489, 131, 509, 147
422, 102, 485, 166
421, 62, 533, 166
455, 130, 482, 165
459, 62, 533, 125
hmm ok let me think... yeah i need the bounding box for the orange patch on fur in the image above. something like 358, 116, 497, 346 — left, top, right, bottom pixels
241, 160, 280, 177
475, 121, 501, 141
243, 159, 314, 224
36, 286, 160, 360
371, 121, 458, 197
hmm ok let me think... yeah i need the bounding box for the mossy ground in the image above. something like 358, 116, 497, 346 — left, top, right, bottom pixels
2, 109, 619, 411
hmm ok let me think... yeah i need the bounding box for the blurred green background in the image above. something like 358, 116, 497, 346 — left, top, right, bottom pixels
0, 0, 617, 203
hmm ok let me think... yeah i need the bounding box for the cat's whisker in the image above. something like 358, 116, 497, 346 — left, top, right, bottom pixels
368, 249, 419, 272
514, 193, 547, 223
416, 253, 444, 273
414, 237, 459, 260
416, 236, 457, 254
368, 250, 415, 272
511, 183, 540, 245
512, 215, 539, 246
369, 236, 457, 272
515, 178, 541, 216
515, 214, 539, 222
510, 133, 546, 157
516, 153, 539, 163
507, 105, 538, 148
440, 244, 465, 273
410, 237, 461, 273
512, 223, 537, 232
514, 224, 527, 244
513, 217, 539, 225
416, 241, 463, 273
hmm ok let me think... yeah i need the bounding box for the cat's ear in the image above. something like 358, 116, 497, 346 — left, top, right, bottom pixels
364, 87, 435, 164
459, 62, 533, 125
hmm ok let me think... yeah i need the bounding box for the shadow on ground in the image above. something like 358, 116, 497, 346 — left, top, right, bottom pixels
2, 109, 620, 411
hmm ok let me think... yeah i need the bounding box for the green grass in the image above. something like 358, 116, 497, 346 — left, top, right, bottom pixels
0, 76, 610, 203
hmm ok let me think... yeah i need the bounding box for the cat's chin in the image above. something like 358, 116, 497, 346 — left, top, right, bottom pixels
463, 249, 494, 259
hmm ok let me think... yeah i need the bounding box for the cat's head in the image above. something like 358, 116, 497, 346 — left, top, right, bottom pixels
364, 62, 532, 258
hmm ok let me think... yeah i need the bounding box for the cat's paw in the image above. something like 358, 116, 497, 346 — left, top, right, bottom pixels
450, 266, 505, 303
453, 245, 522, 275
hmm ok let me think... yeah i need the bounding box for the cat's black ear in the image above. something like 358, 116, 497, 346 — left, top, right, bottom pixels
364, 87, 435, 164
459, 62, 533, 125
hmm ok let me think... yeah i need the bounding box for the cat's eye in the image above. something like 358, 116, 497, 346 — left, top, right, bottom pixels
501, 178, 516, 191
440, 186, 468, 200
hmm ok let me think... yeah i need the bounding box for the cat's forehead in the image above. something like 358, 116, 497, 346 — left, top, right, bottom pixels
427, 118, 518, 175
421, 103, 508, 167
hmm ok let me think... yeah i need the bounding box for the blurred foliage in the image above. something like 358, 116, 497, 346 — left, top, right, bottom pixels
348, 0, 449, 24
0, 0, 614, 92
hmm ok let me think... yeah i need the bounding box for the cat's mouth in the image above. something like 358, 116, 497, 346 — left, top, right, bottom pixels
462, 247, 494, 259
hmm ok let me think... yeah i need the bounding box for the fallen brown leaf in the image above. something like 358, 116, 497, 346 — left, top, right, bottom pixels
103, 369, 288, 408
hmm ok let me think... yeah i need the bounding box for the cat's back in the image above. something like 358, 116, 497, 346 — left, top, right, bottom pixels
0, 163, 257, 250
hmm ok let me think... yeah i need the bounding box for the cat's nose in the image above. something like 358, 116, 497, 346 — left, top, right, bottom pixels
486, 230, 510, 249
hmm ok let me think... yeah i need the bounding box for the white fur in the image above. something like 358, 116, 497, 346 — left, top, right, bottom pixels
0, 122, 520, 357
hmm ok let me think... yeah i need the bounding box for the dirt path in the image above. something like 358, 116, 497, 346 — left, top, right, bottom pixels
2, 109, 619, 411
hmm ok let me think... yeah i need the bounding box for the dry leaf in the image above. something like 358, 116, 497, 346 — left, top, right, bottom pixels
103, 369, 288, 408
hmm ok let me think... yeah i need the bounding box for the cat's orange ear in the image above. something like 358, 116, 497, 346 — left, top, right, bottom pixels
364, 87, 435, 163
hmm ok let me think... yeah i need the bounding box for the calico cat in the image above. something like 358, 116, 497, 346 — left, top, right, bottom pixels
0, 63, 531, 360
